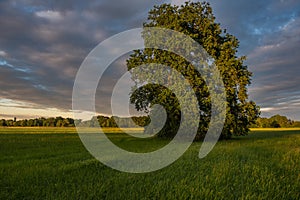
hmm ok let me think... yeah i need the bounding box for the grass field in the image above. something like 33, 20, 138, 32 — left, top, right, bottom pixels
1, 127, 299, 199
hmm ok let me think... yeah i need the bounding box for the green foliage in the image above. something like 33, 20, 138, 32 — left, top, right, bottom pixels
0, 115, 149, 128
252, 114, 297, 128
0, 119, 7, 126
0, 128, 299, 199
0, 117, 76, 127
77, 115, 149, 128
270, 120, 281, 128
127, 2, 260, 140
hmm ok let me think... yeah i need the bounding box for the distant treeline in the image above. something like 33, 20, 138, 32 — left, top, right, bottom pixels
251, 114, 300, 128
1, 114, 299, 128
0, 115, 150, 128
0, 117, 76, 127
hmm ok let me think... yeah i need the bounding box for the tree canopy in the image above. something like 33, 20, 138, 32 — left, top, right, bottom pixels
251, 115, 299, 128
0, 115, 149, 128
127, 1, 260, 140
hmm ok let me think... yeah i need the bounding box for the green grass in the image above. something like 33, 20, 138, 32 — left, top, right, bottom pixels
0, 128, 299, 199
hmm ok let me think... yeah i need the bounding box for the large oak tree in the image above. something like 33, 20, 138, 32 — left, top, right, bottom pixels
127, 2, 260, 140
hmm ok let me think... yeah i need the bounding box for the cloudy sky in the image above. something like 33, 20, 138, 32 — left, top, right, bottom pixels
0, 0, 300, 120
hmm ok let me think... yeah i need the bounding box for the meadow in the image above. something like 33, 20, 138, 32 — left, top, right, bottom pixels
0, 127, 299, 199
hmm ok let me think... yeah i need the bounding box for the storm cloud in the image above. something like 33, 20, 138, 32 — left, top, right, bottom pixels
0, 0, 300, 119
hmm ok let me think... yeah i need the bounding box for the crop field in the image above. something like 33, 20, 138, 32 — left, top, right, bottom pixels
1, 127, 299, 199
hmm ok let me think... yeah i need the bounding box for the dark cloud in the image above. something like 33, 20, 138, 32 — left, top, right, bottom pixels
209, 0, 300, 54
247, 15, 300, 119
0, 0, 161, 117
203, 0, 300, 119
0, 0, 300, 120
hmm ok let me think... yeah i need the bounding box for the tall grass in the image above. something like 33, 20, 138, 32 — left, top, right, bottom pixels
0, 128, 299, 199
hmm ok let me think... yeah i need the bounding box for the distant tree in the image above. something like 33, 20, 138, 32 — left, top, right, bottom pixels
20, 119, 28, 127
55, 117, 63, 127
88, 116, 99, 127
108, 117, 118, 128
74, 119, 82, 126
258, 118, 271, 128
61, 119, 68, 127
127, 2, 259, 140
64, 118, 75, 127
27, 119, 34, 127
270, 120, 280, 128
0, 119, 7, 126
269, 115, 290, 128
56, 119, 63, 127
292, 121, 300, 128
132, 116, 150, 127
6, 120, 14, 126
251, 115, 300, 128
97, 116, 110, 127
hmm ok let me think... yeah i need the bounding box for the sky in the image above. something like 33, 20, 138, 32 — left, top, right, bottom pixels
0, 0, 300, 120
